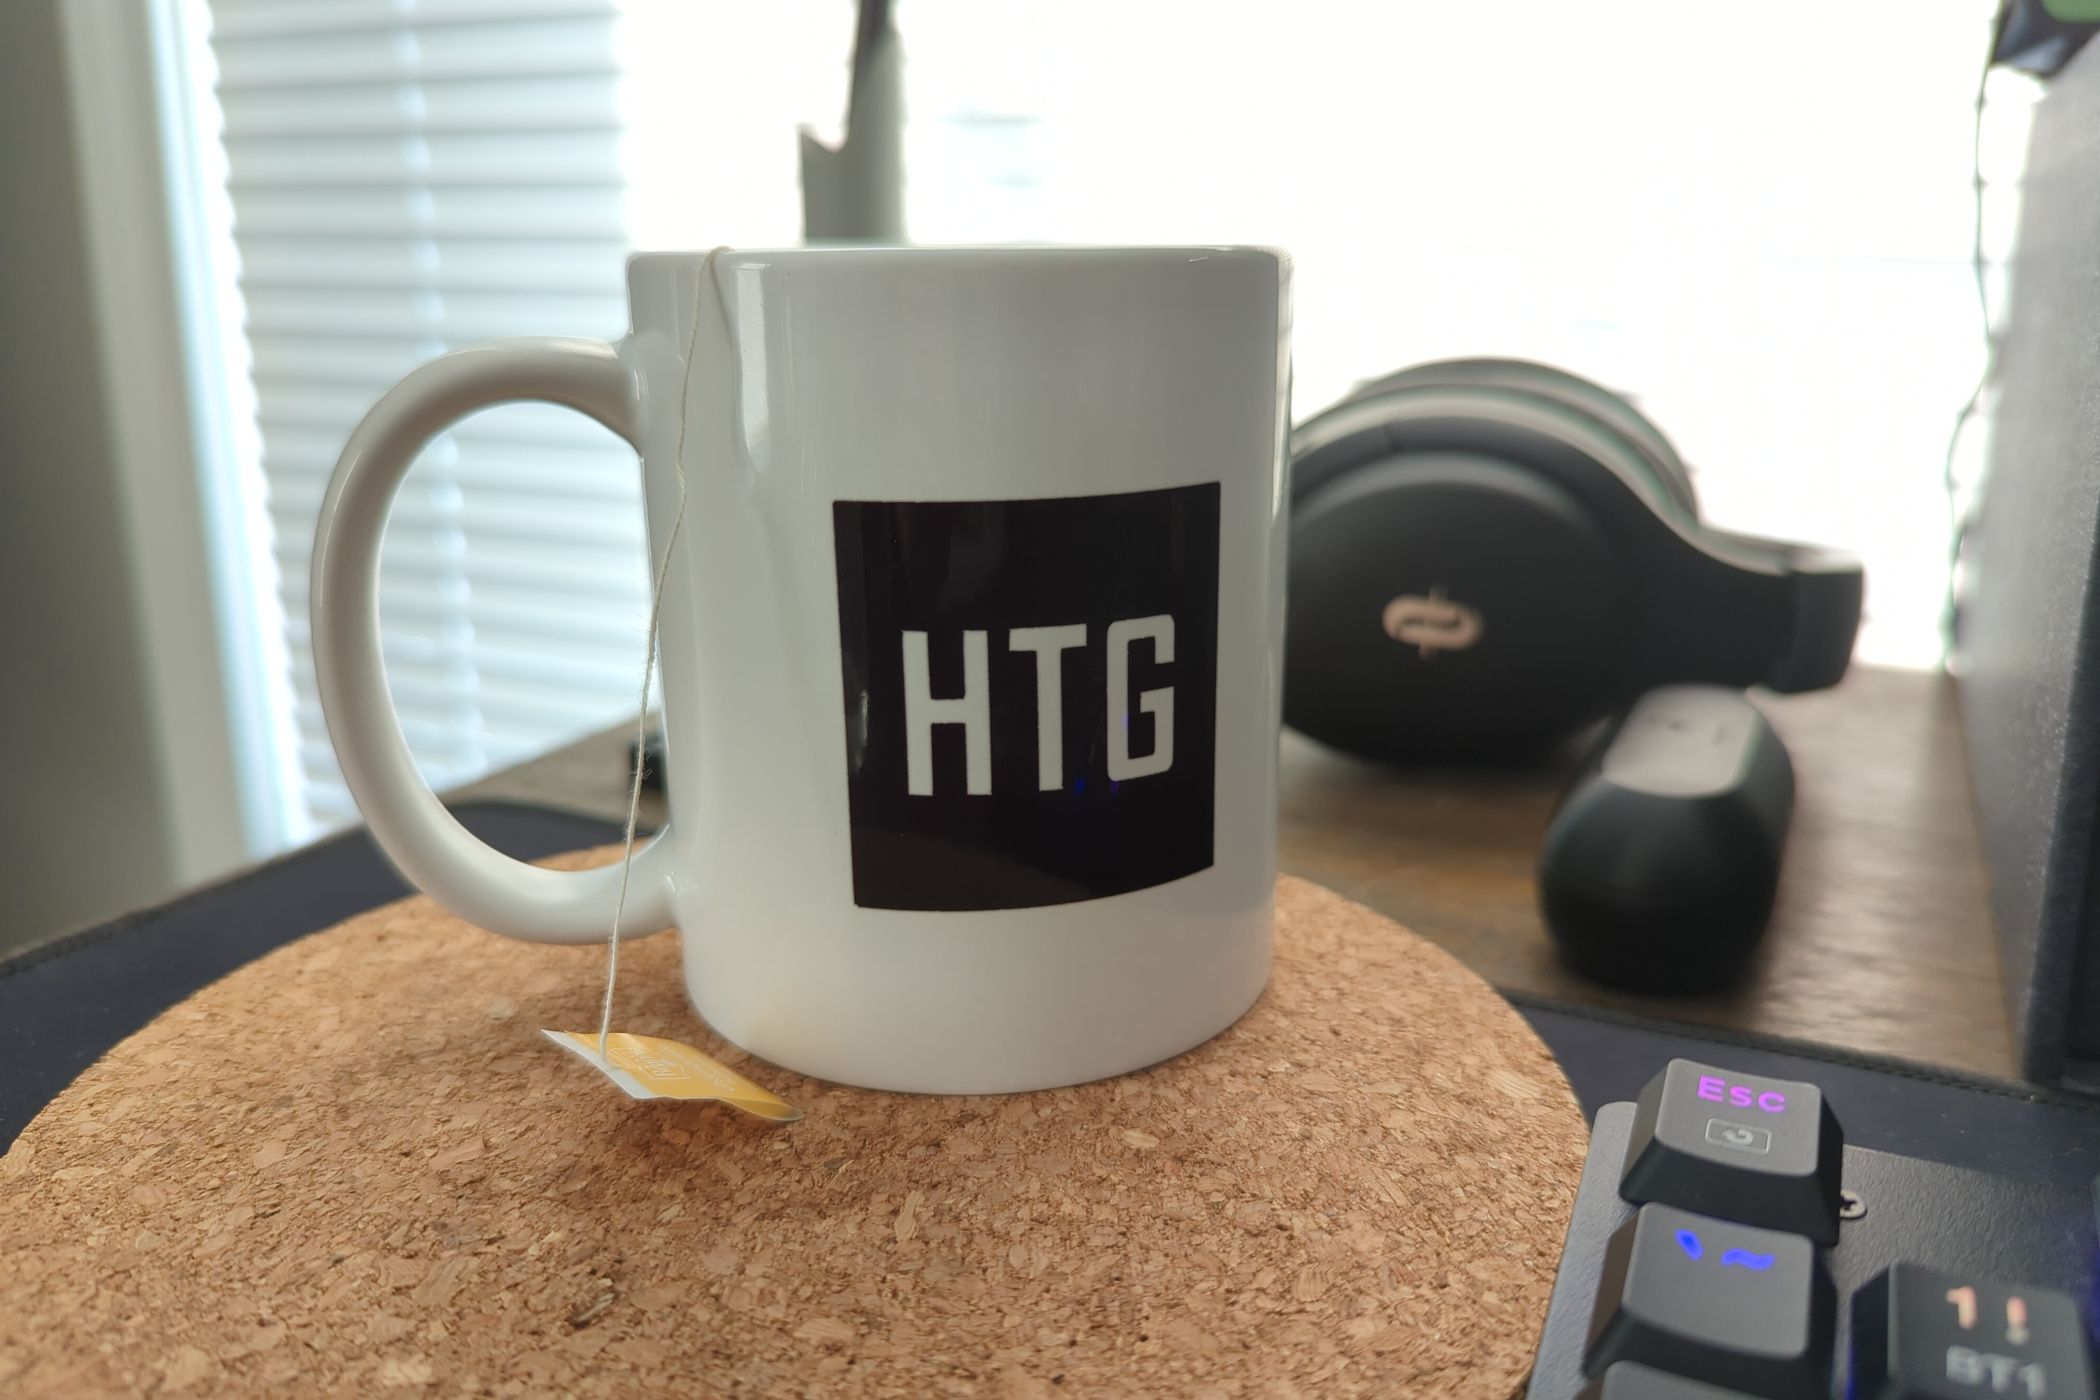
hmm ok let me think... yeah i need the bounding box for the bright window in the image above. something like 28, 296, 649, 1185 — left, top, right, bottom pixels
170, 0, 2015, 850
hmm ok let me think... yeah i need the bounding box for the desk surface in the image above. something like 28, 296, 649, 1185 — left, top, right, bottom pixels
459, 665, 2012, 1078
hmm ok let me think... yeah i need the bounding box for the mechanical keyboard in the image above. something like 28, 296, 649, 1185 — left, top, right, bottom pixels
1528, 1057, 2100, 1399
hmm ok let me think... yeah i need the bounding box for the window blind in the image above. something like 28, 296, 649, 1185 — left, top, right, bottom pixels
204, 0, 647, 836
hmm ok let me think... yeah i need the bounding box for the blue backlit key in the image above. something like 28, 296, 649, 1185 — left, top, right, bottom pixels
1585, 1203, 1835, 1399
1852, 1262, 2096, 1400
1620, 1059, 1845, 1243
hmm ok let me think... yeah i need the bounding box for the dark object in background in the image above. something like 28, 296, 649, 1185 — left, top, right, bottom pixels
1284, 359, 1861, 764
1960, 35, 2100, 1093
626, 728, 666, 795
1994, 0, 2100, 76
1537, 687, 1794, 994
799, 0, 903, 242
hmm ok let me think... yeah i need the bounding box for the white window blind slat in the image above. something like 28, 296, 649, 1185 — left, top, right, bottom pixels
266, 480, 646, 552
286, 667, 637, 743
283, 640, 640, 732
221, 132, 624, 187
263, 439, 644, 502
253, 379, 625, 433
213, 19, 621, 91
239, 342, 437, 385
244, 290, 625, 342
276, 586, 650, 657
298, 743, 477, 793
205, 0, 646, 836
212, 0, 614, 42
279, 596, 649, 654
229, 186, 625, 239
273, 534, 644, 604
273, 546, 643, 607
237, 239, 629, 293
258, 405, 628, 456
282, 640, 642, 709
291, 701, 625, 759
218, 77, 624, 137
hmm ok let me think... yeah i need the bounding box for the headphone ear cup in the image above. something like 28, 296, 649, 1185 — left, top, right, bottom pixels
1283, 451, 1636, 762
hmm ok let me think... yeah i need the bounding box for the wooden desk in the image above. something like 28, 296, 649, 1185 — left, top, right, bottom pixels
460, 665, 2012, 1078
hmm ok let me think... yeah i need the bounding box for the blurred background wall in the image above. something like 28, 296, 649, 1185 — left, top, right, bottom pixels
0, 0, 183, 945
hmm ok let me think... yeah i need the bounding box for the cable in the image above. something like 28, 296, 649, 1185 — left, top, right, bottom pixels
597, 248, 724, 1055
1943, 6, 2008, 650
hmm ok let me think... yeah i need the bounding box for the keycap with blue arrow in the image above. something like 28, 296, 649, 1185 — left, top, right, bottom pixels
1585, 1202, 1835, 1399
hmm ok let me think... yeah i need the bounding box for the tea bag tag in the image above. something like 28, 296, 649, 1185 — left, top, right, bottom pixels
541, 1030, 801, 1122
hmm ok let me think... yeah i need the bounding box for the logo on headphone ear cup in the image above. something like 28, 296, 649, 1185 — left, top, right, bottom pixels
1382, 590, 1484, 658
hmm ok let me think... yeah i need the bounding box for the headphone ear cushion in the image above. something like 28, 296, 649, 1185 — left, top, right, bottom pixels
1284, 452, 1636, 761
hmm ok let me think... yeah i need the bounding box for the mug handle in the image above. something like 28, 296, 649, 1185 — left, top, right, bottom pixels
310, 337, 677, 944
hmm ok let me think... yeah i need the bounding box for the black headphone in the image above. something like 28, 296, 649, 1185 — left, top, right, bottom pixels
1283, 359, 1863, 762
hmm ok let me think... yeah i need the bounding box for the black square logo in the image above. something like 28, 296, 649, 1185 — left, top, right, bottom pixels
832, 483, 1220, 911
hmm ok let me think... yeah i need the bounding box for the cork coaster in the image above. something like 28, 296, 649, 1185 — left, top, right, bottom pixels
0, 856, 1585, 1399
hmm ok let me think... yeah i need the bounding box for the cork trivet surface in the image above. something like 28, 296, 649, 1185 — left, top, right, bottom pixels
0, 856, 1585, 1399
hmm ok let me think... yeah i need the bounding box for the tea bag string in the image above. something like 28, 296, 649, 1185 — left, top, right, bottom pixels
600, 247, 729, 1055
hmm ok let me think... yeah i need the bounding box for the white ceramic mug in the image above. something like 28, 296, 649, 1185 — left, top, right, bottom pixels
312, 246, 1291, 1093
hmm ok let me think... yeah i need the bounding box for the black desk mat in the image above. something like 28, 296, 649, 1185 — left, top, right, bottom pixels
8, 802, 2099, 1191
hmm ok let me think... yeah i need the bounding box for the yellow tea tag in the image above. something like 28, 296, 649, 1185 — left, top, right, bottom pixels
540, 1030, 801, 1122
